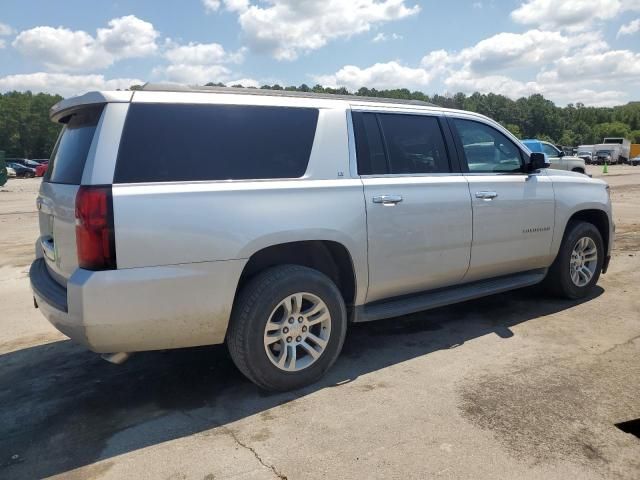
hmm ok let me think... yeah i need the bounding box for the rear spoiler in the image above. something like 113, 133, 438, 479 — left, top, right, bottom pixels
49, 91, 133, 123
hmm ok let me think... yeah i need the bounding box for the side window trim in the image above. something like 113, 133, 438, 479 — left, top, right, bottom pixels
447, 115, 527, 175
352, 110, 456, 177
374, 113, 393, 174
439, 116, 463, 174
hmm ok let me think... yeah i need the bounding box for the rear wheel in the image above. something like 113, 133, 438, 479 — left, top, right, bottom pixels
227, 265, 347, 391
544, 221, 603, 299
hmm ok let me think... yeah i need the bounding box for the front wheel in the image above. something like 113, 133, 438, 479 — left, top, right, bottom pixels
544, 221, 604, 299
227, 265, 347, 391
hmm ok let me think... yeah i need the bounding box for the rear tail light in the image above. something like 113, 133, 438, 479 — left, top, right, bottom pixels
75, 185, 117, 270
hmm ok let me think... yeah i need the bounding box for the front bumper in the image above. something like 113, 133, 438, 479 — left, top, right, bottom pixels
29, 257, 246, 353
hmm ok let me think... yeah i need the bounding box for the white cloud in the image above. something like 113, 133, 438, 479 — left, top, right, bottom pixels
157, 64, 232, 84
158, 41, 247, 85
457, 29, 574, 72
164, 42, 245, 65
0, 21, 14, 36
553, 48, 640, 79
0, 72, 143, 97
511, 0, 640, 30
202, 0, 222, 12
225, 77, 260, 87
13, 27, 111, 71
95, 15, 159, 58
314, 61, 431, 90
444, 71, 540, 98
372, 32, 402, 42
211, 0, 419, 60
202, 0, 249, 12
12, 15, 159, 71
618, 18, 640, 36
316, 22, 638, 107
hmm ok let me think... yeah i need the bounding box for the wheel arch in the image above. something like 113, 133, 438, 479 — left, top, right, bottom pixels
236, 240, 358, 309
562, 209, 610, 259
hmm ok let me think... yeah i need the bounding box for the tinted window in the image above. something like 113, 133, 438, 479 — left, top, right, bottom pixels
352, 112, 387, 174
379, 114, 450, 174
353, 112, 450, 174
45, 106, 104, 184
453, 119, 523, 173
115, 104, 318, 183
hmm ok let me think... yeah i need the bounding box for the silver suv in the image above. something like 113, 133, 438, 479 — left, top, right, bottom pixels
30, 85, 614, 391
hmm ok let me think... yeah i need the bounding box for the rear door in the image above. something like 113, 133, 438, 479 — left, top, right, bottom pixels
37, 105, 104, 286
353, 110, 472, 303
448, 116, 555, 282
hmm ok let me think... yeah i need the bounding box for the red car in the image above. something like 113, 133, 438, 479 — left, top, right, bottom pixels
35, 162, 48, 177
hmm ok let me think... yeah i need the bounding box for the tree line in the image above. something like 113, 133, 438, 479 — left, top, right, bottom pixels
2, 86, 639, 159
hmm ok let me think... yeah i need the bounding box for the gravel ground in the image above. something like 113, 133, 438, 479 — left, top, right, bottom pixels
0, 165, 638, 480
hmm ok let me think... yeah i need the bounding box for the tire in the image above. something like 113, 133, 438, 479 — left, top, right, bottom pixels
571, 168, 585, 174
544, 220, 604, 299
227, 264, 347, 391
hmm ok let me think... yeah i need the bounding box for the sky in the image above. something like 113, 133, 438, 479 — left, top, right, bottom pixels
0, 0, 639, 106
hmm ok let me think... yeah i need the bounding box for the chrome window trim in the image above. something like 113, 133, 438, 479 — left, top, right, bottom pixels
346, 109, 359, 179
359, 172, 464, 179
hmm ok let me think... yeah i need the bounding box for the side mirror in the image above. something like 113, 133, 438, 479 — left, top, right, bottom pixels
558, 150, 565, 158
528, 152, 550, 172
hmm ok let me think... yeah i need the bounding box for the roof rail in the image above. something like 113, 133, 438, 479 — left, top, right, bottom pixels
139, 83, 437, 107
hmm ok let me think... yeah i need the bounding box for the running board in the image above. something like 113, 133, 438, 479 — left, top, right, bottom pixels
352, 269, 547, 323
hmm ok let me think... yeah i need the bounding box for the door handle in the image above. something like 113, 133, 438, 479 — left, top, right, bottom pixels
373, 194, 403, 205
475, 191, 498, 201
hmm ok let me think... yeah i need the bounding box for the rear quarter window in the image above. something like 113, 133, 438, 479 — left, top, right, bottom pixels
114, 104, 319, 183
45, 106, 104, 185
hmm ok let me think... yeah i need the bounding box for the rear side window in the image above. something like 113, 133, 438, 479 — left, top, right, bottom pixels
45, 106, 104, 185
352, 112, 451, 175
114, 104, 319, 183
352, 112, 386, 174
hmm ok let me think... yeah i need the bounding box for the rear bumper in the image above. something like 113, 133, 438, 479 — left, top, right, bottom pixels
29, 257, 246, 353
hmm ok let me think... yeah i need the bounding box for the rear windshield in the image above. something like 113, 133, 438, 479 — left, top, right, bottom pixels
114, 103, 319, 183
45, 106, 104, 184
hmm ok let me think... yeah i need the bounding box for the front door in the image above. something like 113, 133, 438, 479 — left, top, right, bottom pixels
449, 117, 555, 282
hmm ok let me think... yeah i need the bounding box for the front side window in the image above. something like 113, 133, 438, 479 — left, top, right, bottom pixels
115, 104, 318, 183
453, 118, 523, 173
541, 142, 561, 158
353, 112, 451, 175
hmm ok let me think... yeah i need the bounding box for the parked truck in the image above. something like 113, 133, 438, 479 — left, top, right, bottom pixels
593, 143, 624, 164
576, 145, 595, 164
601, 137, 631, 163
